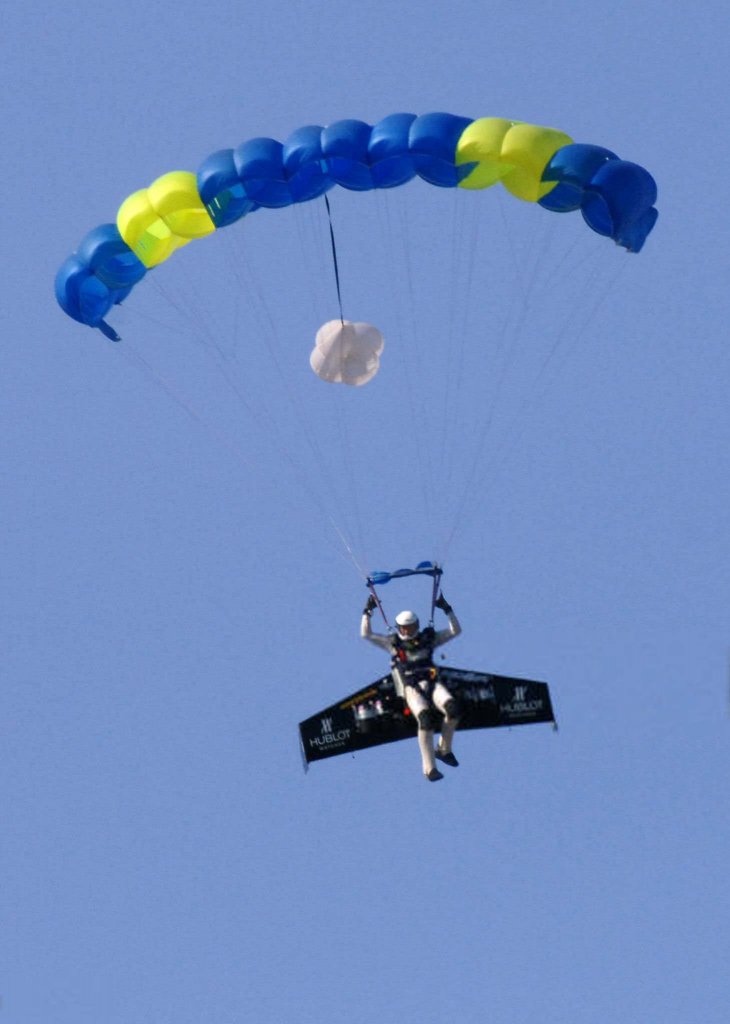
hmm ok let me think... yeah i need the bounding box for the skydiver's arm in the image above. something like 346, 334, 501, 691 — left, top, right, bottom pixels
361, 611, 393, 651
433, 608, 462, 647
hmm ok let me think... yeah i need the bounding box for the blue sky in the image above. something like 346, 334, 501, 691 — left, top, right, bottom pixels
3, 2, 730, 1022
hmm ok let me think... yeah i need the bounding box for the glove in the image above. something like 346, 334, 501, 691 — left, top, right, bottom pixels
363, 594, 377, 616
435, 593, 452, 614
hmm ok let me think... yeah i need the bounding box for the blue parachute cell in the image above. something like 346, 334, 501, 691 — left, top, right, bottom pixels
367, 112, 418, 188
76, 224, 147, 289
581, 160, 658, 249
282, 125, 333, 202
321, 119, 377, 191
233, 137, 293, 209
408, 112, 475, 187
55, 254, 126, 339
539, 144, 658, 252
198, 149, 260, 227
539, 144, 619, 212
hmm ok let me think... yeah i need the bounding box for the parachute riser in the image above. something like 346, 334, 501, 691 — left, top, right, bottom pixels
366, 580, 392, 631
428, 566, 444, 627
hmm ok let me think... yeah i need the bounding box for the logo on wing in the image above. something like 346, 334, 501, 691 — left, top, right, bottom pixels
308, 714, 351, 751
500, 683, 544, 718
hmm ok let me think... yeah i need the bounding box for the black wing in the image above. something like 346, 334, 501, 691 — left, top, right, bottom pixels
298, 668, 556, 767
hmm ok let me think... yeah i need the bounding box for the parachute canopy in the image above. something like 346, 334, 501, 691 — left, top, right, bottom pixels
55, 112, 658, 341
310, 321, 384, 386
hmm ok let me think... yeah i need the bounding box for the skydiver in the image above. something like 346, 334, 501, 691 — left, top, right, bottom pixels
361, 592, 462, 781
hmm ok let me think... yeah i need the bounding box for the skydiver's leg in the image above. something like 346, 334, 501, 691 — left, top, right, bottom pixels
437, 720, 458, 761
433, 683, 460, 764
417, 727, 437, 776
405, 685, 440, 778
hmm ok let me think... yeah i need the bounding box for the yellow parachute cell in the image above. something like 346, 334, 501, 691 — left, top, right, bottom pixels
455, 118, 518, 190
457, 119, 573, 201
117, 172, 215, 268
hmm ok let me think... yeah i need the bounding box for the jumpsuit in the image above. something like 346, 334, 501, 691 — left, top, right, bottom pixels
361, 609, 462, 776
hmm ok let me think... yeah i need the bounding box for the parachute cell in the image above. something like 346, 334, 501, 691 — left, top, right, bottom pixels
117, 172, 215, 268
456, 119, 573, 200
539, 144, 658, 252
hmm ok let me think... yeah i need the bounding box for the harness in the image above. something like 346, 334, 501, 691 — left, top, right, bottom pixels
391, 627, 439, 693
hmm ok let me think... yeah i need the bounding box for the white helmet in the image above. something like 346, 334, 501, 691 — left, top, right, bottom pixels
395, 610, 419, 639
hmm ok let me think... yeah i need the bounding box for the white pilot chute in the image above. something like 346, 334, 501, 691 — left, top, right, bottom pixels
310, 320, 384, 386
